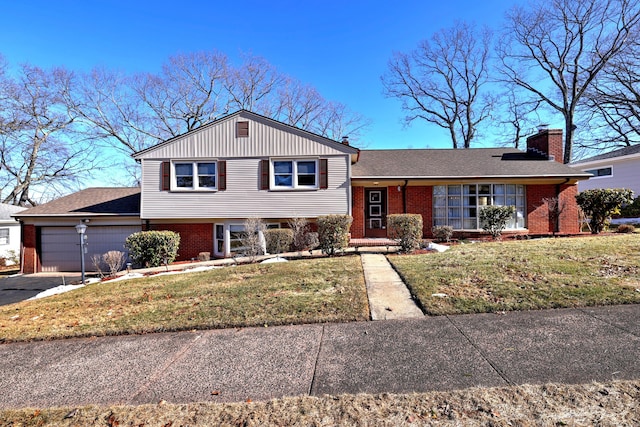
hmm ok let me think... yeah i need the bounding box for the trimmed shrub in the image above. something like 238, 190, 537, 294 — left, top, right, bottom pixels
616, 224, 636, 234
432, 225, 454, 243
125, 230, 180, 268
388, 214, 423, 253
576, 188, 634, 234
317, 214, 352, 255
479, 205, 515, 240
264, 229, 294, 254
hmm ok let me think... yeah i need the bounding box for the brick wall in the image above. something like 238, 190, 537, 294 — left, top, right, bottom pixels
406, 186, 434, 237
351, 187, 365, 238
527, 129, 564, 162
526, 183, 580, 234
21, 224, 37, 274
387, 186, 403, 216
149, 223, 213, 261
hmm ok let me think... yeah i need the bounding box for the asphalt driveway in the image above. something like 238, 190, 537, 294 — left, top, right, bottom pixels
0, 274, 80, 306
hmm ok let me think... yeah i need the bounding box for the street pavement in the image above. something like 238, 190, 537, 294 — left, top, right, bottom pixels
0, 303, 638, 409
0, 274, 81, 306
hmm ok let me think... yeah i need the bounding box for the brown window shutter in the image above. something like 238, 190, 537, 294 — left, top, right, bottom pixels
260, 159, 270, 190
237, 121, 249, 137
218, 160, 226, 191
319, 158, 328, 189
161, 161, 170, 191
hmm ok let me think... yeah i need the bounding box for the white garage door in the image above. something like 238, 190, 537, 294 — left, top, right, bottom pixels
40, 226, 141, 272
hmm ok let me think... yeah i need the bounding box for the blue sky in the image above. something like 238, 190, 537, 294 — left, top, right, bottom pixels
1, 0, 528, 152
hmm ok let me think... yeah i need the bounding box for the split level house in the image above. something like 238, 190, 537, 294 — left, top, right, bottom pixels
15, 110, 591, 273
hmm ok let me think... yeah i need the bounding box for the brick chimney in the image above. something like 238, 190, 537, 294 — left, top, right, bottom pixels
526, 126, 563, 163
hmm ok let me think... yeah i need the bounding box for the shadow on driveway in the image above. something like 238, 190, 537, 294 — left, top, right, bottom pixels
0, 274, 81, 306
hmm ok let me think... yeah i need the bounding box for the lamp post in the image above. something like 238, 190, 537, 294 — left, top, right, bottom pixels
75, 223, 87, 284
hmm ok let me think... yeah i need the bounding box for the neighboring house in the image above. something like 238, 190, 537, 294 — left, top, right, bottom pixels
571, 144, 640, 196
16, 111, 590, 273
0, 204, 26, 265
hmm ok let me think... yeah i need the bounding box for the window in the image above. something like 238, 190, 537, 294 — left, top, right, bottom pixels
173, 161, 217, 190
0, 228, 8, 245
434, 184, 526, 230
271, 159, 318, 189
585, 167, 612, 178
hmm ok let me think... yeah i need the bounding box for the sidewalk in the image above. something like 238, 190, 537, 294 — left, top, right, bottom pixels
1, 304, 639, 409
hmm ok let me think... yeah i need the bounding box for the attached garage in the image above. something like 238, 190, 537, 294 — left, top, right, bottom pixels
40, 225, 141, 272
15, 187, 142, 274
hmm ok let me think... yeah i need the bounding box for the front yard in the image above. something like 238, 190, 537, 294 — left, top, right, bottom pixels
390, 234, 640, 315
1, 234, 639, 343
0, 257, 369, 342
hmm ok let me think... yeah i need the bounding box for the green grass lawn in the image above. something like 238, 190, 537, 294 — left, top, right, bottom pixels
0, 256, 369, 342
389, 234, 640, 315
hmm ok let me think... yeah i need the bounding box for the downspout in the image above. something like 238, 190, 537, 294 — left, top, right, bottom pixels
402, 180, 409, 213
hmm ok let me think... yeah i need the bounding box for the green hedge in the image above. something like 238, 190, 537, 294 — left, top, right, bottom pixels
125, 230, 180, 268
388, 214, 423, 252
264, 229, 294, 254
317, 214, 352, 255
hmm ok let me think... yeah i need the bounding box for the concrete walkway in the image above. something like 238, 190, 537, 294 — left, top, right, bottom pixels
0, 304, 639, 409
361, 253, 423, 320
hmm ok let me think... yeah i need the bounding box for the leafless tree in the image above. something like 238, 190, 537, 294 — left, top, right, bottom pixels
587, 37, 640, 147
498, 0, 640, 163
0, 64, 97, 206
382, 21, 493, 149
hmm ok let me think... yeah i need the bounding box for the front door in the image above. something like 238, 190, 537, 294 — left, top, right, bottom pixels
365, 188, 387, 237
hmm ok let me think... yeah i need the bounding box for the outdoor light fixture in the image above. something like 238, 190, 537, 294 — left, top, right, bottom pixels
75, 223, 87, 285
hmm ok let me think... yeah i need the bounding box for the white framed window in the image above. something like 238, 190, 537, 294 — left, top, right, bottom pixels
434, 184, 526, 230
0, 228, 9, 245
584, 166, 613, 179
271, 159, 318, 190
172, 161, 217, 191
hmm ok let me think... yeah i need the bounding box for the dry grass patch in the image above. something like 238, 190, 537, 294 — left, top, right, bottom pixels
2, 380, 638, 426
389, 234, 640, 315
0, 257, 368, 342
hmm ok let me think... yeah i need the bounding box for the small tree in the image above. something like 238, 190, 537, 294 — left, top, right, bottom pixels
388, 214, 423, 252
480, 205, 515, 240
241, 217, 266, 261
317, 214, 352, 256
542, 196, 567, 236
125, 230, 180, 268
289, 217, 315, 251
576, 188, 634, 234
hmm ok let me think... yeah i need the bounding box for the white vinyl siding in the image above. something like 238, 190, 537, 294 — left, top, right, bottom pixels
141, 156, 350, 219
578, 158, 640, 196
135, 114, 355, 160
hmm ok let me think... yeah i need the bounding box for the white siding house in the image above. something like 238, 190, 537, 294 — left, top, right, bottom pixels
0, 204, 26, 265
133, 110, 358, 258
572, 145, 640, 196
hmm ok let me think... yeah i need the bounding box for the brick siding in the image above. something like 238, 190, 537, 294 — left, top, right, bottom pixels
149, 223, 213, 261
21, 224, 37, 274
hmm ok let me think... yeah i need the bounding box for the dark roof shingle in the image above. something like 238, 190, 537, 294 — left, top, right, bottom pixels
352, 148, 590, 179
15, 188, 140, 217
572, 144, 640, 164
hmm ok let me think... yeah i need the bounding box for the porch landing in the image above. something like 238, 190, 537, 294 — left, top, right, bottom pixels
349, 238, 400, 248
